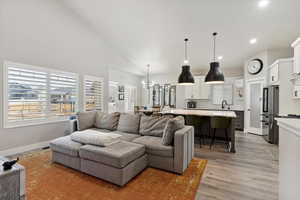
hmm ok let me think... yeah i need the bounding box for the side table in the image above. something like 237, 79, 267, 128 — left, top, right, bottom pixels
0, 156, 25, 200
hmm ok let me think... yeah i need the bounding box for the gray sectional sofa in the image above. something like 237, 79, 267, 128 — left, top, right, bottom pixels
50, 111, 194, 186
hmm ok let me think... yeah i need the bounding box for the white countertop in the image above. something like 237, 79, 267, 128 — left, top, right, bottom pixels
276, 118, 300, 137
161, 109, 237, 118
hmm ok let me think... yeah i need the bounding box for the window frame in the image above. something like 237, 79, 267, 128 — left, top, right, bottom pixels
3, 61, 79, 128
83, 75, 104, 112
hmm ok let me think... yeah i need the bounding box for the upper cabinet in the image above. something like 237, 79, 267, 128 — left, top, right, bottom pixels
197, 76, 211, 99
269, 62, 279, 85
292, 37, 300, 74
185, 76, 210, 99
212, 84, 233, 105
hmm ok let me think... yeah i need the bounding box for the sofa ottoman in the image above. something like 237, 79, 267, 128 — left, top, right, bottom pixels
79, 141, 147, 186
50, 136, 83, 170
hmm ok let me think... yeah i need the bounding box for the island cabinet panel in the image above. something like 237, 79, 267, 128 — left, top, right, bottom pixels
235, 111, 244, 131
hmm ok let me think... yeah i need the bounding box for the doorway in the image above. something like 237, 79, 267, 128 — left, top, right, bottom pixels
245, 78, 265, 135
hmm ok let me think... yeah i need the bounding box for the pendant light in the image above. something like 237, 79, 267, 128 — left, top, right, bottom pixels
205, 32, 225, 84
178, 38, 195, 85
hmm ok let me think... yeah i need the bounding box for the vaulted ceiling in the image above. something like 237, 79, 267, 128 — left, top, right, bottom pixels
61, 0, 300, 75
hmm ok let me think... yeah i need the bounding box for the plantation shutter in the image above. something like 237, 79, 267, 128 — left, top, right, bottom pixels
4, 61, 79, 128
84, 75, 104, 111
7, 66, 48, 122
49, 72, 78, 117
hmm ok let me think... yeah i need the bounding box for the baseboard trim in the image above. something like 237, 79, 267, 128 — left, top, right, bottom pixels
0, 140, 51, 157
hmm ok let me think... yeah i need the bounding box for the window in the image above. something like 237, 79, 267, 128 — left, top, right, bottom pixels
84, 75, 104, 111
3, 61, 79, 128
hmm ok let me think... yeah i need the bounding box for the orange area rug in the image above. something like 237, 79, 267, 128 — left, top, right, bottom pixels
18, 150, 207, 200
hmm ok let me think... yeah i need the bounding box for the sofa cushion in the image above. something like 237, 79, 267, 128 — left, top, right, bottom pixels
71, 130, 121, 147
79, 141, 145, 169
117, 113, 141, 134
132, 136, 174, 157
50, 136, 83, 157
77, 111, 97, 131
139, 115, 171, 137
94, 112, 120, 131
162, 116, 185, 146
112, 131, 141, 142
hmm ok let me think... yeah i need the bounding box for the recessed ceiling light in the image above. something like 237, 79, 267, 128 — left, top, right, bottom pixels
218, 56, 223, 60
258, 0, 270, 8
250, 38, 257, 44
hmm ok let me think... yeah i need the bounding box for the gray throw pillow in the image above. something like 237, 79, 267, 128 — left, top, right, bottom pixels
117, 113, 141, 134
139, 115, 172, 137
161, 116, 185, 146
94, 112, 120, 131
77, 111, 97, 131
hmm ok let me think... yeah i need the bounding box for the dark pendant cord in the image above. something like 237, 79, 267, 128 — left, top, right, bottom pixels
213, 32, 217, 62
184, 38, 188, 62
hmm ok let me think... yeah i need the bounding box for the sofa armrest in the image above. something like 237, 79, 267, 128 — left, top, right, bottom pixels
173, 125, 194, 174
65, 119, 78, 135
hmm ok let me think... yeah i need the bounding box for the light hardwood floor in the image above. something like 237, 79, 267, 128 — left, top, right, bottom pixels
194, 132, 278, 200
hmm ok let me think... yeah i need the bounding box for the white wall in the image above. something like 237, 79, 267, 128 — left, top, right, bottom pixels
244, 48, 293, 82
243, 48, 294, 133
0, 0, 137, 151
108, 68, 143, 112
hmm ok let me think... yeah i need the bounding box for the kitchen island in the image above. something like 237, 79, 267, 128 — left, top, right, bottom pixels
276, 118, 300, 200
161, 109, 237, 153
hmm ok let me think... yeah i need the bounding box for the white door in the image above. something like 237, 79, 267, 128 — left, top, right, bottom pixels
246, 79, 264, 135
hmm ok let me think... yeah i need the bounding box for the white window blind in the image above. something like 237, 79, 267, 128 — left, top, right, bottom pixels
84, 75, 104, 112
49, 72, 78, 117
3, 61, 79, 128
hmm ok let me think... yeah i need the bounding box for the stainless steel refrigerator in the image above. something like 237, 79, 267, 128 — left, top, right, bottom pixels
262, 85, 279, 144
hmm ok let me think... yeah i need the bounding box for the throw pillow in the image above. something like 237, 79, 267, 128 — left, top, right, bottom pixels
139, 115, 173, 137
94, 112, 120, 131
117, 113, 141, 134
161, 116, 185, 146
77, 111, 97, 131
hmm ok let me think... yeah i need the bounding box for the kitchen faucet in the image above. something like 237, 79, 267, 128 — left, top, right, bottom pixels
221, 100, 229, 110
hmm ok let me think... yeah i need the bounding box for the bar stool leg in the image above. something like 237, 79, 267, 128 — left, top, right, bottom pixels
210, 128, 216, 149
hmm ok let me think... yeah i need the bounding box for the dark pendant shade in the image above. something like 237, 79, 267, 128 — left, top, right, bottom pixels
205, 62, 225, 84
178, 65, 195, 85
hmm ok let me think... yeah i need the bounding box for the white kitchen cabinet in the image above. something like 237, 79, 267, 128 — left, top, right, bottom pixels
292, 85, 300, 99
292, 38, 300, 74
212, 84, 233, 105
269, 62, 279, 85
198, 76, 210, 99
184, 76, 210, 99
185, 84, 194, 99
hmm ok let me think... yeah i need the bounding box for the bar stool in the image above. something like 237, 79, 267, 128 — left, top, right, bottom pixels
185, 116, 206, 147
210, 117, 231, 149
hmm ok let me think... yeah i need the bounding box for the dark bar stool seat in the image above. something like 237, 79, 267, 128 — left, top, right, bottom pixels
185, 116, 206, 147
210, 117, 231, 149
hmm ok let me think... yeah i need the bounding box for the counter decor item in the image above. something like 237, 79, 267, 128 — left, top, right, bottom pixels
2, 158, 19, 171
